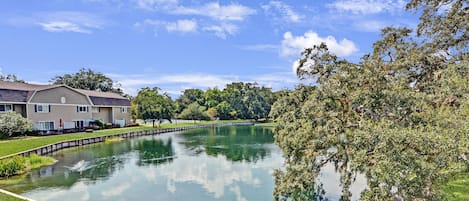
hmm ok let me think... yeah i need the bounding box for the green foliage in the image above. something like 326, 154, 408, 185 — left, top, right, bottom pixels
0, 74, 25, 83
51, 68, 123, 94
26, 154, 56, 169
178, 102, 210, 121
206, 107, 218, 120
175, 89, 205, 114
270, 1, 469, 200
0, 154, 55, 178
442, 174, 469, 201
132, 87, 175, 126
0, 111, 32, 139
0, 156, 25, 178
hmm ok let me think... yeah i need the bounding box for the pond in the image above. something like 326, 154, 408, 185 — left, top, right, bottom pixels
0, 126, 365, 201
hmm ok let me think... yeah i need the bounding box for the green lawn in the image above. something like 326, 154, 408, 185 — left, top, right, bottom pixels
0, 191, 26, 201
442, 175, 469, 201
0, 120, 250, 158
255, 122, 277, 127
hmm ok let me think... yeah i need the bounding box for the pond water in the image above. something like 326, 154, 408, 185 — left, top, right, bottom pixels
0, 126, 366, 201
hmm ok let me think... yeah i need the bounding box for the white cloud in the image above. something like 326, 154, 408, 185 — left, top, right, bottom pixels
134, 1, 256, 21
203, 23, 238, 39
237, 44, 278, 51
166, 19, 197, 32
134, 0, 178, 10
135, 19, 197, 35
354, 20, 387, 32
261, 1, 304, 23
173, 2, 256, 21
328, 0, 407, 15
36, 11, 104, 34
38, 21, 92, 33
133, 2, 254, 38
280, 31, 358, 57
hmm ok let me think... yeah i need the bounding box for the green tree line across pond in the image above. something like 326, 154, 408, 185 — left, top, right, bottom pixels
131, 82, 277, 125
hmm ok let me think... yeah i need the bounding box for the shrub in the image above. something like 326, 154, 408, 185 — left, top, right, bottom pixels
0, 156, 26, 178
105, 123, 113, 129
126, 123, 140, 127
94, 120, 104, 129
0, 111, 32, 139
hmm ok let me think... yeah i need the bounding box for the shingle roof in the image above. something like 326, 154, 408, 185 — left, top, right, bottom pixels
75, 89, 127, 100
0, 89, 30, 102
89, 96, 132, 106
0, 81, 130, 106
0, 81, 57, 91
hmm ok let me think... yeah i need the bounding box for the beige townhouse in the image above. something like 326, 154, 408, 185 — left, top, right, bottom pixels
0, 81, 131, 132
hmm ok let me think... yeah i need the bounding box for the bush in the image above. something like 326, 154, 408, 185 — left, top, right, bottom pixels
105, 123, 113, 129
93, 120, 104, 129
126, 123, 140, 127
0, 111, 32, 139
0, 156, 26, 178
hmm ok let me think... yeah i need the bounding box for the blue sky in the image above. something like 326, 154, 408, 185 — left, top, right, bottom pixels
0, 0, 418, 96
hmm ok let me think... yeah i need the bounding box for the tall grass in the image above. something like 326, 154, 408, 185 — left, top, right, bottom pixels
0, 156, 25, 178
0, 154, 55, 178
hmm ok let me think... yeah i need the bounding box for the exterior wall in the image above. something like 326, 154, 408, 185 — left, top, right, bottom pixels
112, 107, 131, 126
30, 87, 90, 105
27, 104, 92, 130
92, 107, 112, 123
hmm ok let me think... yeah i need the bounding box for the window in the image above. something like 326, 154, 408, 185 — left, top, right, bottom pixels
37, 121, 55, 131
91, 107, 100, 113
121, 107, 128, 113
0, 104, 12, 112
74, 120, 84, 129
77, 105, 88, 113
36, 104, 50, 113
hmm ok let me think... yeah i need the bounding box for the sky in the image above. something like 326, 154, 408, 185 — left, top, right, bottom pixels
0, 0, 419, 97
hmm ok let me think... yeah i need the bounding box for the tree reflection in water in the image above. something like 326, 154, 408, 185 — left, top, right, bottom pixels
180, 126, 274, 162
135, 138, 175, 166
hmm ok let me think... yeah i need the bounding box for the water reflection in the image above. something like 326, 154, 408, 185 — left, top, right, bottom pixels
0, 126, 283, 201
181, 126, 274, 162
135, 138, 175, 166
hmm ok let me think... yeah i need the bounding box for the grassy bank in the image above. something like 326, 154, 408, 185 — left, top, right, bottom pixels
255, 122, 277, 127
0, 154, 56, 178
0, 120, 250, 158
442, 174, 469, 201
0, 191, 26, 201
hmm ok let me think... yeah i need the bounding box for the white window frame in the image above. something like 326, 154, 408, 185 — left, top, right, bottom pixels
77, 105, 88, 113
0, 104, 13, 113
121, 107, 128, 113
37, 121, 55, 131
36, 104, 50, 113
91, 107, 100, 113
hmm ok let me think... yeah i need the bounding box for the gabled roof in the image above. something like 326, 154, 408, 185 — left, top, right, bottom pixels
0, 81, 130, 106
75, 89, 127, 100
0, 81, 57, 91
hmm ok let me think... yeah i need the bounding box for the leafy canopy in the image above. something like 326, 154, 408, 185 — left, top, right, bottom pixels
270, 0, 468, 200
51, 68, 123, 94
132, 87, 175, 126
